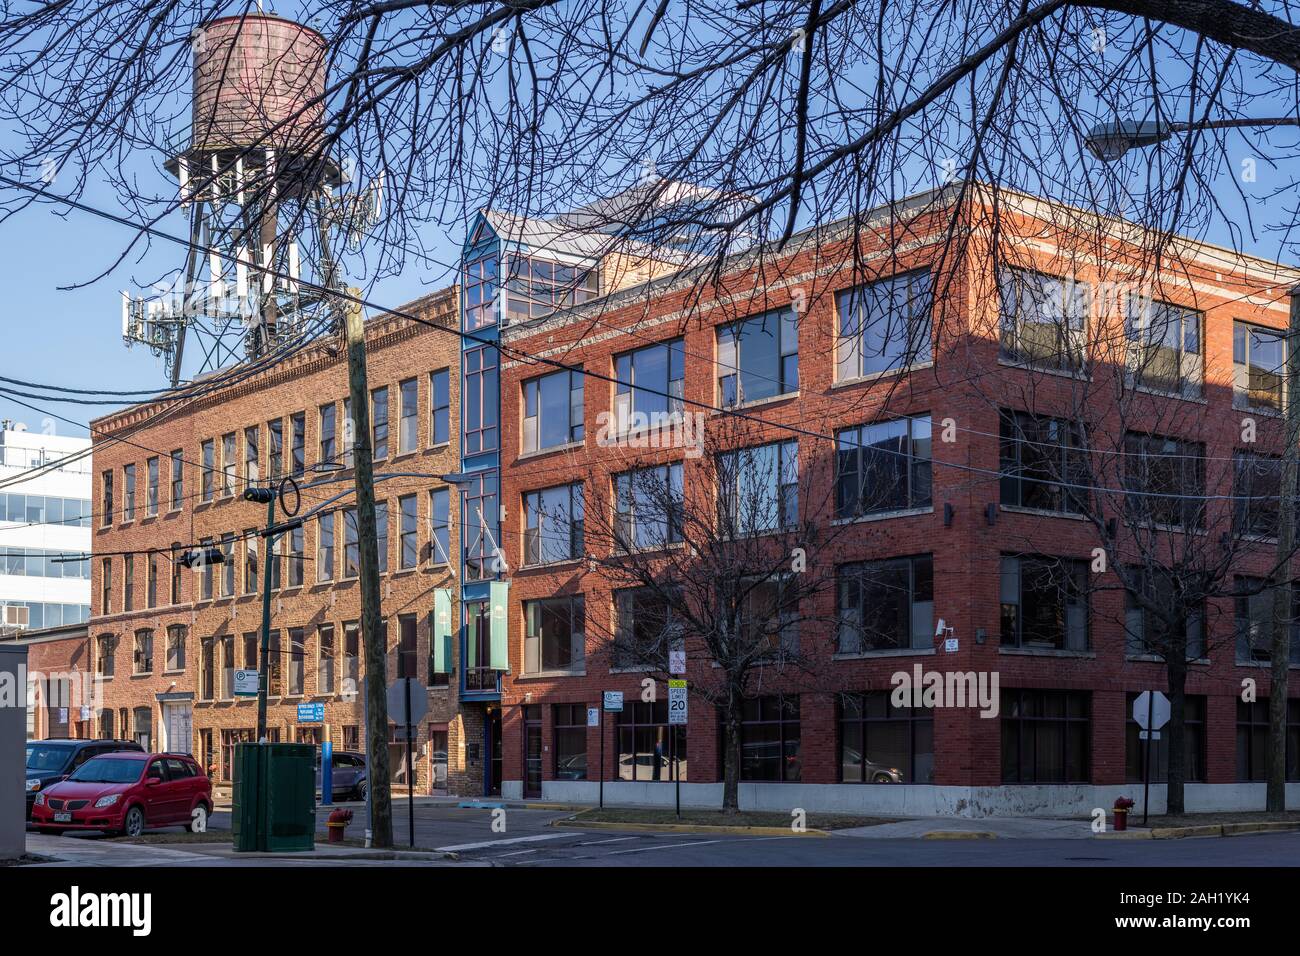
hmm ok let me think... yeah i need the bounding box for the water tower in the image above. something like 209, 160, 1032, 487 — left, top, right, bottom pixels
122, 12, 379, 385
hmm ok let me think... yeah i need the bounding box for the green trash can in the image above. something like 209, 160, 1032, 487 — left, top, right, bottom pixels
231, 742, 316, 852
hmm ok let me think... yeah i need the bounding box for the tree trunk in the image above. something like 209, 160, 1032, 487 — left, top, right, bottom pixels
1268, 593, 1291, 811
721, 705, 741, 813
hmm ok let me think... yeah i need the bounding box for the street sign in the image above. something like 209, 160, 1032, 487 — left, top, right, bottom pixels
943, 637, 958, 653
587, 707, 600, 727
297, 702, 324, 723
602, 691, 624, 713
233, 669, 260, 697
669, 641, 686, 675
1133, 691, 1170, 730
668, 680, 687, 725
387, 678, 429, 727
1139, 730, 1162, 741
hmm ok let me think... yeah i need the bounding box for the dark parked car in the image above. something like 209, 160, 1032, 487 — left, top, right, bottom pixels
30, 752, 211, 837
25, 739, 143, 819
315, 750, 367, 801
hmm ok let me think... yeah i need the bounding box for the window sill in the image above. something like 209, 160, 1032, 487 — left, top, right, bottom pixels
711, 391, 800, 413
130, 672, 154, 679
429, 441, 452, 452
517, 670, 587, 680
519, 558, 585, 573
518, 440, 585, 461
999, 504, 1089, 521
999, 646, 1094, 658
834, 647, 935, 660
832, 361, 934, 390
1131, 383, 1207, 405
997, 358, 1089, 381
831, 506, 932, 526
1126, 654, 1209, 666
1234, 659, 1300, 669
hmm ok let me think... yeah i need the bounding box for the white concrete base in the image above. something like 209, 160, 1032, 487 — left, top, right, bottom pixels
521, 779, 1300, 817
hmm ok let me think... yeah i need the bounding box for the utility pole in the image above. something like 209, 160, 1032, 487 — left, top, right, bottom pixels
1266, 287, 1300, 812
341, 289, 393, 847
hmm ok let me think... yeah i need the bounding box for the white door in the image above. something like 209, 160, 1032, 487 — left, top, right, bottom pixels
166, 704, 193, 754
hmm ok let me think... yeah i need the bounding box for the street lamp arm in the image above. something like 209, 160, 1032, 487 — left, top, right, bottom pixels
1085, 116, 1300, 161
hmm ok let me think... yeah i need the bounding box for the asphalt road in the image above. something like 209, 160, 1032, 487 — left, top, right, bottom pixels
39, 802, 1300, 866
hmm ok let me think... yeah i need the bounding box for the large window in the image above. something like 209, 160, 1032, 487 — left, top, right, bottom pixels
718, 308, 798, 406
1126, 693, 1205, 783
244, 426, 259, 486
840, 692, 934, 783
836, 270, 933, 381
399, 378, 419, 454
998, 268, 1089, 371
166, 625, 186, 671
243, 533, 258, 595
399, 495, 419, 569
614, 338, 685, 429
170, 451, 183, 510
613, 462, 683, 550
553, 704, 588, 780
1001, 689, 1090, 783
343, 622, 360, 696
371, 388, 389, 462
1233, 320, 1285, 411
220, 532, 235, 597
738, 696, 800, 782
1234, 576, 1300, 665
999, 410, 1087, 514
718, 440, 798, 535
612, 588, 677, 669
287, 524, 305, 588
123, 464, 136, 521
429, 488, 451, 564
396, 614, 418, 679
268, 419, 283, 479
617, 701, 685, 781
522, 368, 584, 452
463, 471, 500, 581
200, 639, 214, 701
101, 469, 113, 525
290, 413, 306, 476
1123, 566, 1205, 659
1125, 295, 1203, 397
464, 255, 498, 330
200, 441, 214, 502
266, 630, 282, 696
1123, 432, 1206, 530
524, 595, 585, 675
1233, 451, 1290, 539
1000, 555, 1089, 650
522, 483, 584, 565
222, 432, 237, 495
464, 346, 499, 454
1237, 699, 1300, 782
838, 555, 934, 653
319, 405, 336, 466
146, 457, 159, 516
317, 512, 335, 583
430, 369, 450, 445
133, 629, 153, 675
287, 628, 305, 695
503, 254, 598, 322
318, 624, 335, 695
836, 415, 932, 519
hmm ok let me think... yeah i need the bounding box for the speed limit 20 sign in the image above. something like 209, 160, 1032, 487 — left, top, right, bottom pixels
668, 679, 688, 725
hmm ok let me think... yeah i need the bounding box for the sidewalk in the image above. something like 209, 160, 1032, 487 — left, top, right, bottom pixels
21, 833, 477, 867
833, 816, 1094, 840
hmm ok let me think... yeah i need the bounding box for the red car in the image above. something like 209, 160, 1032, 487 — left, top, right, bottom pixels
30, 751, 212, 837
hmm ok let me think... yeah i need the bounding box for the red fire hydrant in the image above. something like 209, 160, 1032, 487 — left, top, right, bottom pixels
327, 807, 353, 843
1113, 797, 1135, 831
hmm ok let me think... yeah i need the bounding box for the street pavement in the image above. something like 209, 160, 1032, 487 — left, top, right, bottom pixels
21, 801, 1300, 866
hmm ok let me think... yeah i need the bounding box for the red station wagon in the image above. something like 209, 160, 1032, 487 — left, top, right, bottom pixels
30, 751, 212, 837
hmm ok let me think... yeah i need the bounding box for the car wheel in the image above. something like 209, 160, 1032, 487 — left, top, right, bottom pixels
122, 805, 146, 837
872, 772, 895, 784
357, 781, 367, 802
188, 803, 210, 833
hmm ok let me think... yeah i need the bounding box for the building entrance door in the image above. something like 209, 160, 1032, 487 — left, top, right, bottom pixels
486, 709, 502, 797
524, 706, 542, 798
164, 703, 192, 754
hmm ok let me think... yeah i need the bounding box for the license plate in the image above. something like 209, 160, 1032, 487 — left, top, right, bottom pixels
54, 812, 71, 823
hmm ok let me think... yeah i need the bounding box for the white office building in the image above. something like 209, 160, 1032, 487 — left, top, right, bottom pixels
0, 421, 92, 631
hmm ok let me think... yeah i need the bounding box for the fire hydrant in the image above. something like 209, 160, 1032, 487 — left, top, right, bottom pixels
327, 807, 353, 844
1113, 797, 1135, 831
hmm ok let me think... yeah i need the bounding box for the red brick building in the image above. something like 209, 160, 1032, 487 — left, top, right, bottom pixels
493, 185, 1300, 815
88, 287, 478, 795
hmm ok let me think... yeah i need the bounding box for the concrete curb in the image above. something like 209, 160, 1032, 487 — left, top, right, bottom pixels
552, 819, 829, 837
1095, 830, 1153, 840
1222, 821, 1300, 837
921, 831, 997, 840
1095, 821, 1300, 841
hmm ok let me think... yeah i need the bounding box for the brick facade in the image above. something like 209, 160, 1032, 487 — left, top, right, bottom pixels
88, 287, 479, 795
492, 186, 1300, 811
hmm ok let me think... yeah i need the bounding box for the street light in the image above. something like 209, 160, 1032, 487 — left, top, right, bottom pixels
244, 479, 302, 741
1084, 116, 1300, 162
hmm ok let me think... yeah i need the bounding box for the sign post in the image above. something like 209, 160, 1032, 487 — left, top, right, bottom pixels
668, 680, 687, 818
322, 738, 333, 806
601, 691, 624, 810
387, 678, 429, 848
1133, 690, 1171, 826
